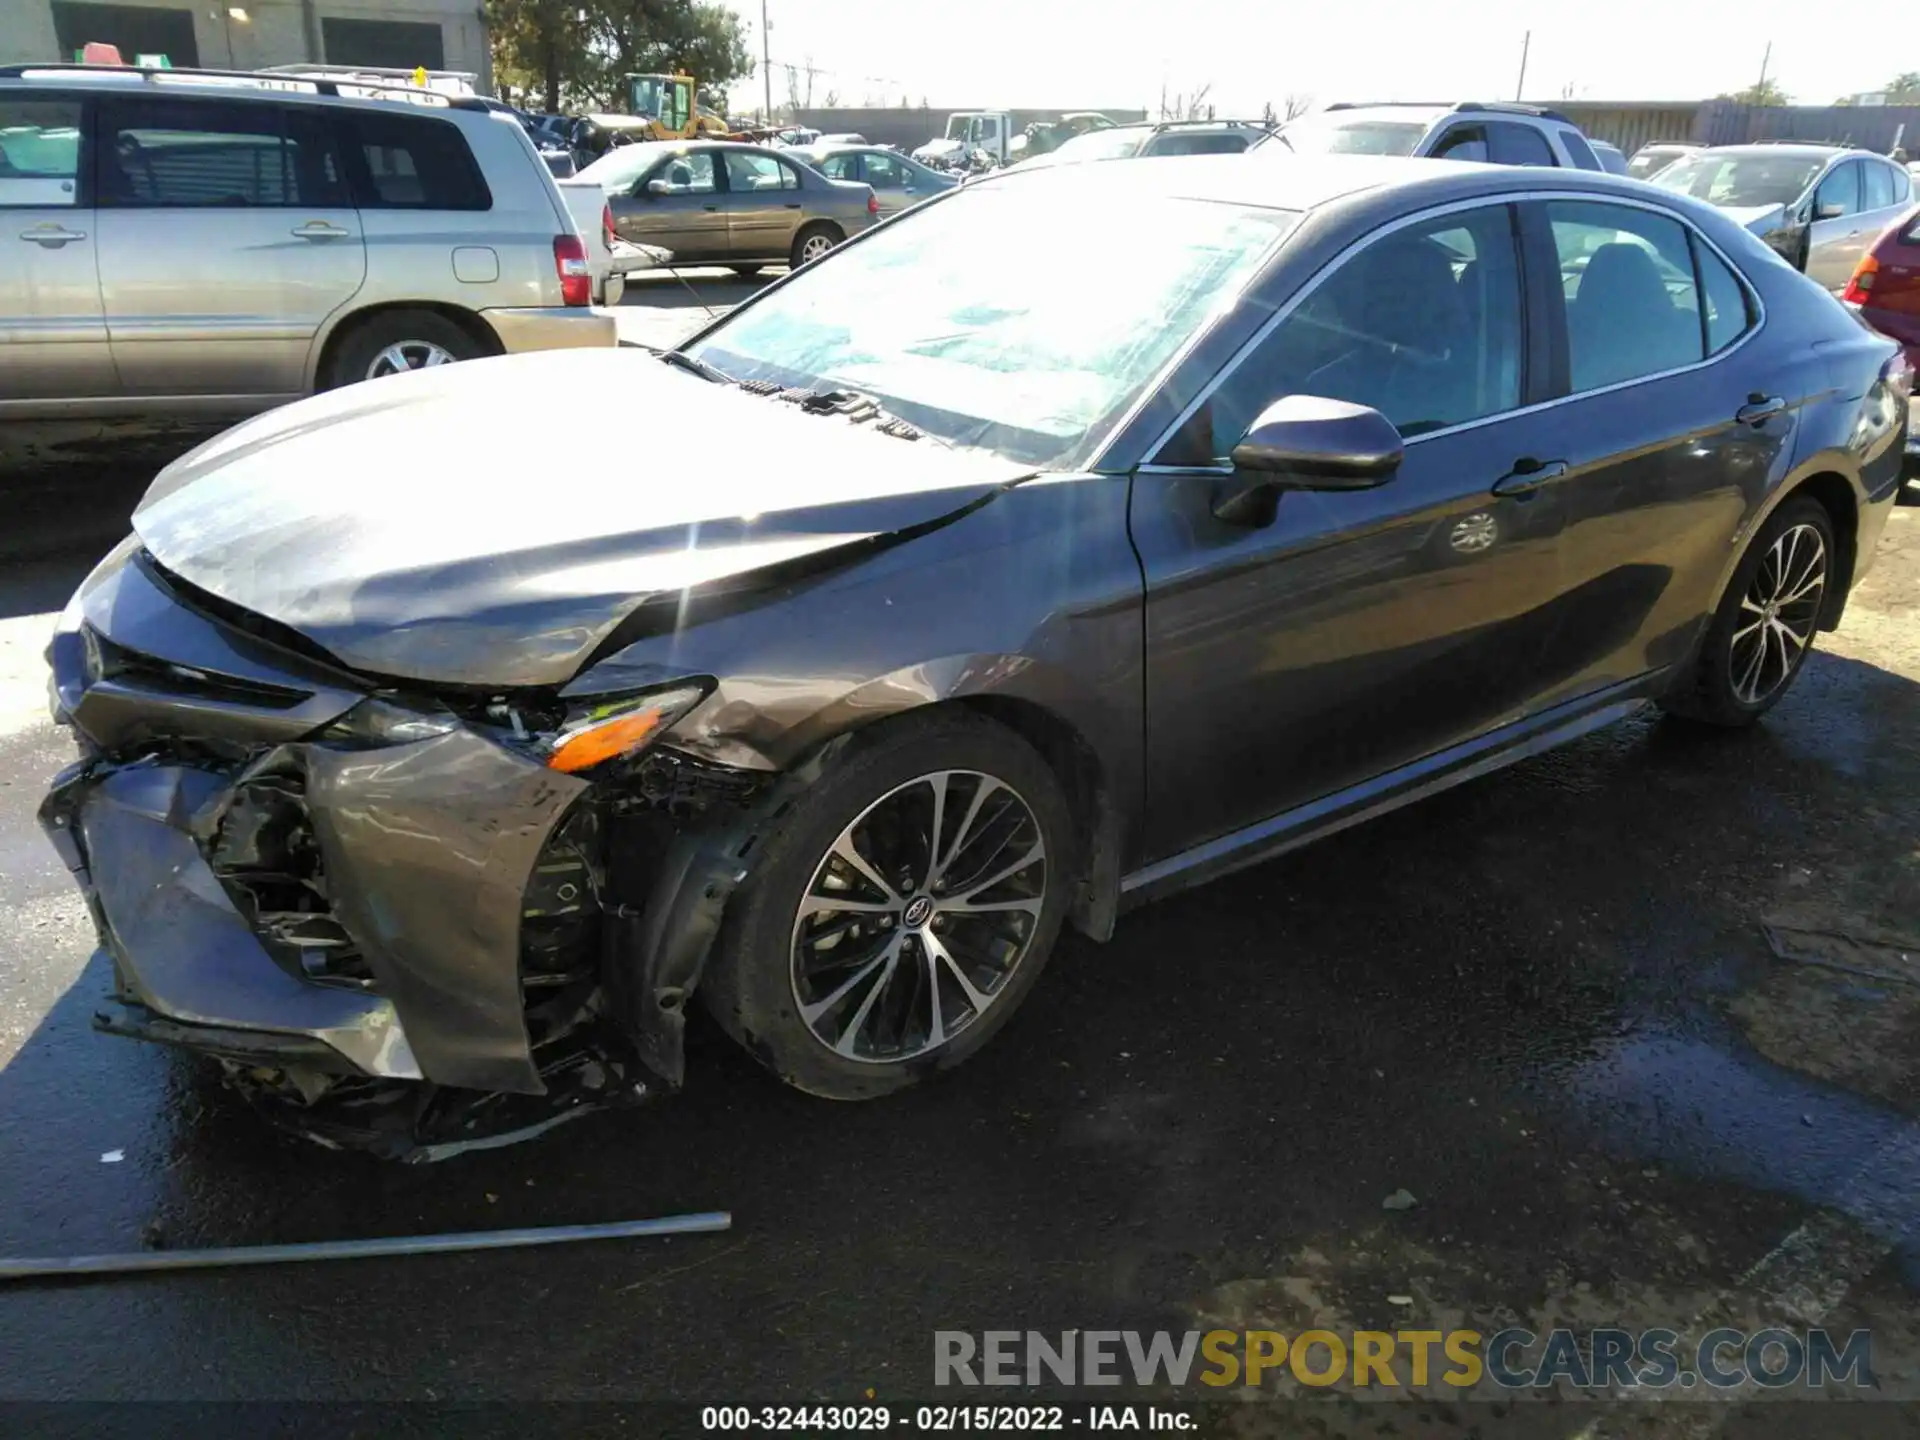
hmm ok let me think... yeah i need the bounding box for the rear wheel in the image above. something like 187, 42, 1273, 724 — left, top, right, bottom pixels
324, 310, 485, 389
701, 710, 1075, 1100
1661, 496, 1836, 726
790, 222, 843, 270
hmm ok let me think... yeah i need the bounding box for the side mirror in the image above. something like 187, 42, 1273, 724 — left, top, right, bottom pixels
1214, 396, 1403, 526
1815, 201, 1846, 221
644, 178, 669, 197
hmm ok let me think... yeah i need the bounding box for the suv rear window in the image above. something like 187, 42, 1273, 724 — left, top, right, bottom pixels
341, 111, 491, 211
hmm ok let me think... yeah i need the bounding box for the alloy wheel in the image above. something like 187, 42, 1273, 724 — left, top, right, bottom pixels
800, 232, 835, 263
366, 340, 457, 380
1730, 522, 1826, 705
789, 770, 1047, 1064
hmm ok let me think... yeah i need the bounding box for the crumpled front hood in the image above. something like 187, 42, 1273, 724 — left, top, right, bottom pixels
134, 348, 1032, 687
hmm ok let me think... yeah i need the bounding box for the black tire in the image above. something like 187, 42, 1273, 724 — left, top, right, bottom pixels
700, 709, 1076, 1100
789, 221, 844, 270
323, 309, 486, 390
1660, 496, 1836, 726
726, 264, 766, 278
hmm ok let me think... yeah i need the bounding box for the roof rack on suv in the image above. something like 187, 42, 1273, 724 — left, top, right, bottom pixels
0, 61, 476, 107
1321, 99, 1573, 124
1747, 137, 1862, 149
1151, 118, 1280, 132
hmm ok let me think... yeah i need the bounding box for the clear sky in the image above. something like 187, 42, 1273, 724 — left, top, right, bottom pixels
729, 0, 1903, 115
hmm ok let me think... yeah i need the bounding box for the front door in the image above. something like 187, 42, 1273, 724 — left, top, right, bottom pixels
720, 149, 803, 261
612, 149, 726, 262
1806, 161, 1867, 291
1133, 202, 1574, 858
0, 94, 116, 410
93, 95, 365, 400
1524, 197, 1797, 703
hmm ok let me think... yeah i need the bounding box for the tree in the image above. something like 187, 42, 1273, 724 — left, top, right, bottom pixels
1721, 78, 1789, 107
1282, 93, 1313, 121
1887, 72, 1920, 103
487, 0, 753, 113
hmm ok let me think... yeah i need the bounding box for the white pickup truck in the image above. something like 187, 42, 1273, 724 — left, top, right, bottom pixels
556, 177, 671, 304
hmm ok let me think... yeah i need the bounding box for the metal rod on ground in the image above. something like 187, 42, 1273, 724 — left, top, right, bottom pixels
0, 1211, 732, 1282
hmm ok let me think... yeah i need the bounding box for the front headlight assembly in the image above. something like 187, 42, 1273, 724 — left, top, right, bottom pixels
541, 684, 710, 774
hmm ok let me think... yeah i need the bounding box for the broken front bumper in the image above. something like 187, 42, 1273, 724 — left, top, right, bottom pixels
40, 546, 589, 1098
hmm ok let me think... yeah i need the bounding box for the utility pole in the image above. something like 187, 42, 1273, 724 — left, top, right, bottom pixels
1514, 30, 1530, 102
1754, 40, 1772, 104
761, 0, 773, 123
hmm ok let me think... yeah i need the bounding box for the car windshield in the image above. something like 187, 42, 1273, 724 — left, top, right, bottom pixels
1650, 152, 1823, 208
1277, 116, 1428, 156
1051, 128, 1149, 162
688, 181, 1298, 467
576, 141, 676, 190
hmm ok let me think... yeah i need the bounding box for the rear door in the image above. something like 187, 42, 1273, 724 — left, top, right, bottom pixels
1806, 161, 1866, 290
610, 149, 726, 260
1517, 197, 1796, 703
0, 92, 115, 409
855, 149, 922, 216
94, 95, 363, 401
720, 149, 804, 260
1859, 160, 1914, 253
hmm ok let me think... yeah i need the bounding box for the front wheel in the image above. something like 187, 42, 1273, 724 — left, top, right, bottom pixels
700, 710, 1075, 1100
1661, 496, 1836, 726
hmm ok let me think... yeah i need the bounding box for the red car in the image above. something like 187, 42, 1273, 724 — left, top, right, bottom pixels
1845, 204, 1920, 459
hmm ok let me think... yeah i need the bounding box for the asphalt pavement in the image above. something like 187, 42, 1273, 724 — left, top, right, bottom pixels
2, 303, 1919, 1426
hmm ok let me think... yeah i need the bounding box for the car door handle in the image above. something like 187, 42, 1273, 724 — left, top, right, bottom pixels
784, 202, 801, 209
1491, 458, 1568, 497
291, 221, 350, 240
20, 225, 86, 247
703, 204, 719, 212
1736, 395, 1787, 426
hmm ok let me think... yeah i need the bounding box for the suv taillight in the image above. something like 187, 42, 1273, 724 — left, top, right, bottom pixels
553, 234, 591, 307
602, 203, 616, 252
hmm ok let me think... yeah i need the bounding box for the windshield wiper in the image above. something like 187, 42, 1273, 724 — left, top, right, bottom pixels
657, 348, 732, 384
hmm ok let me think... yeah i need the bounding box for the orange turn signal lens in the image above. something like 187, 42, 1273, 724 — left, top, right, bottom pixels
545, 705, 675, 773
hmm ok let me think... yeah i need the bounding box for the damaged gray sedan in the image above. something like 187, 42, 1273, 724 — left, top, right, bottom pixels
40, 155, 1908, 1157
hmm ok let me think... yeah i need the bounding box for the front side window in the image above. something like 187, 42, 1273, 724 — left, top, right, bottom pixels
98, 98, 345, 208
1202, 204, 1524, 455
1548, 200, 1703, 391
0, 99, 82, 206
862, 153, 908, 187
1814, 163, 1860, 217
724, 151, 798, 192
1487, 122, 1557, 167
1430, 125, 1489, 163
342, 111, 489, 210
690, 181, 1297, 467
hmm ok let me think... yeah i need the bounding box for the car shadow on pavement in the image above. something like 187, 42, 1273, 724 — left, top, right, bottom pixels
0, 643, 1917, 1399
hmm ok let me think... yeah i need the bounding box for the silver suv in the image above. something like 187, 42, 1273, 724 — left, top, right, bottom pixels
0, 64, 615, 422
1267, 101, 1607, 170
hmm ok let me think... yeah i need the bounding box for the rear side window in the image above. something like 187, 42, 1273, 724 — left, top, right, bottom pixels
724, 151, 800, 192
1548, 200, 1704, 391
98, 97, 346, 207
0, 99, 83, 206
1559, 129, 1602, 171
342, 111, 491, 211
1694, 239, 1751, 355
1487, 122, 1557, 167
1863, 162, 1899, 212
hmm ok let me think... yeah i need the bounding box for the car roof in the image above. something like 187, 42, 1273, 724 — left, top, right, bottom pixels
0, 64, 481, 116
1701, 143, 1849, 158
1312, 105, 1449, 128
973, 150, 1720, 219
